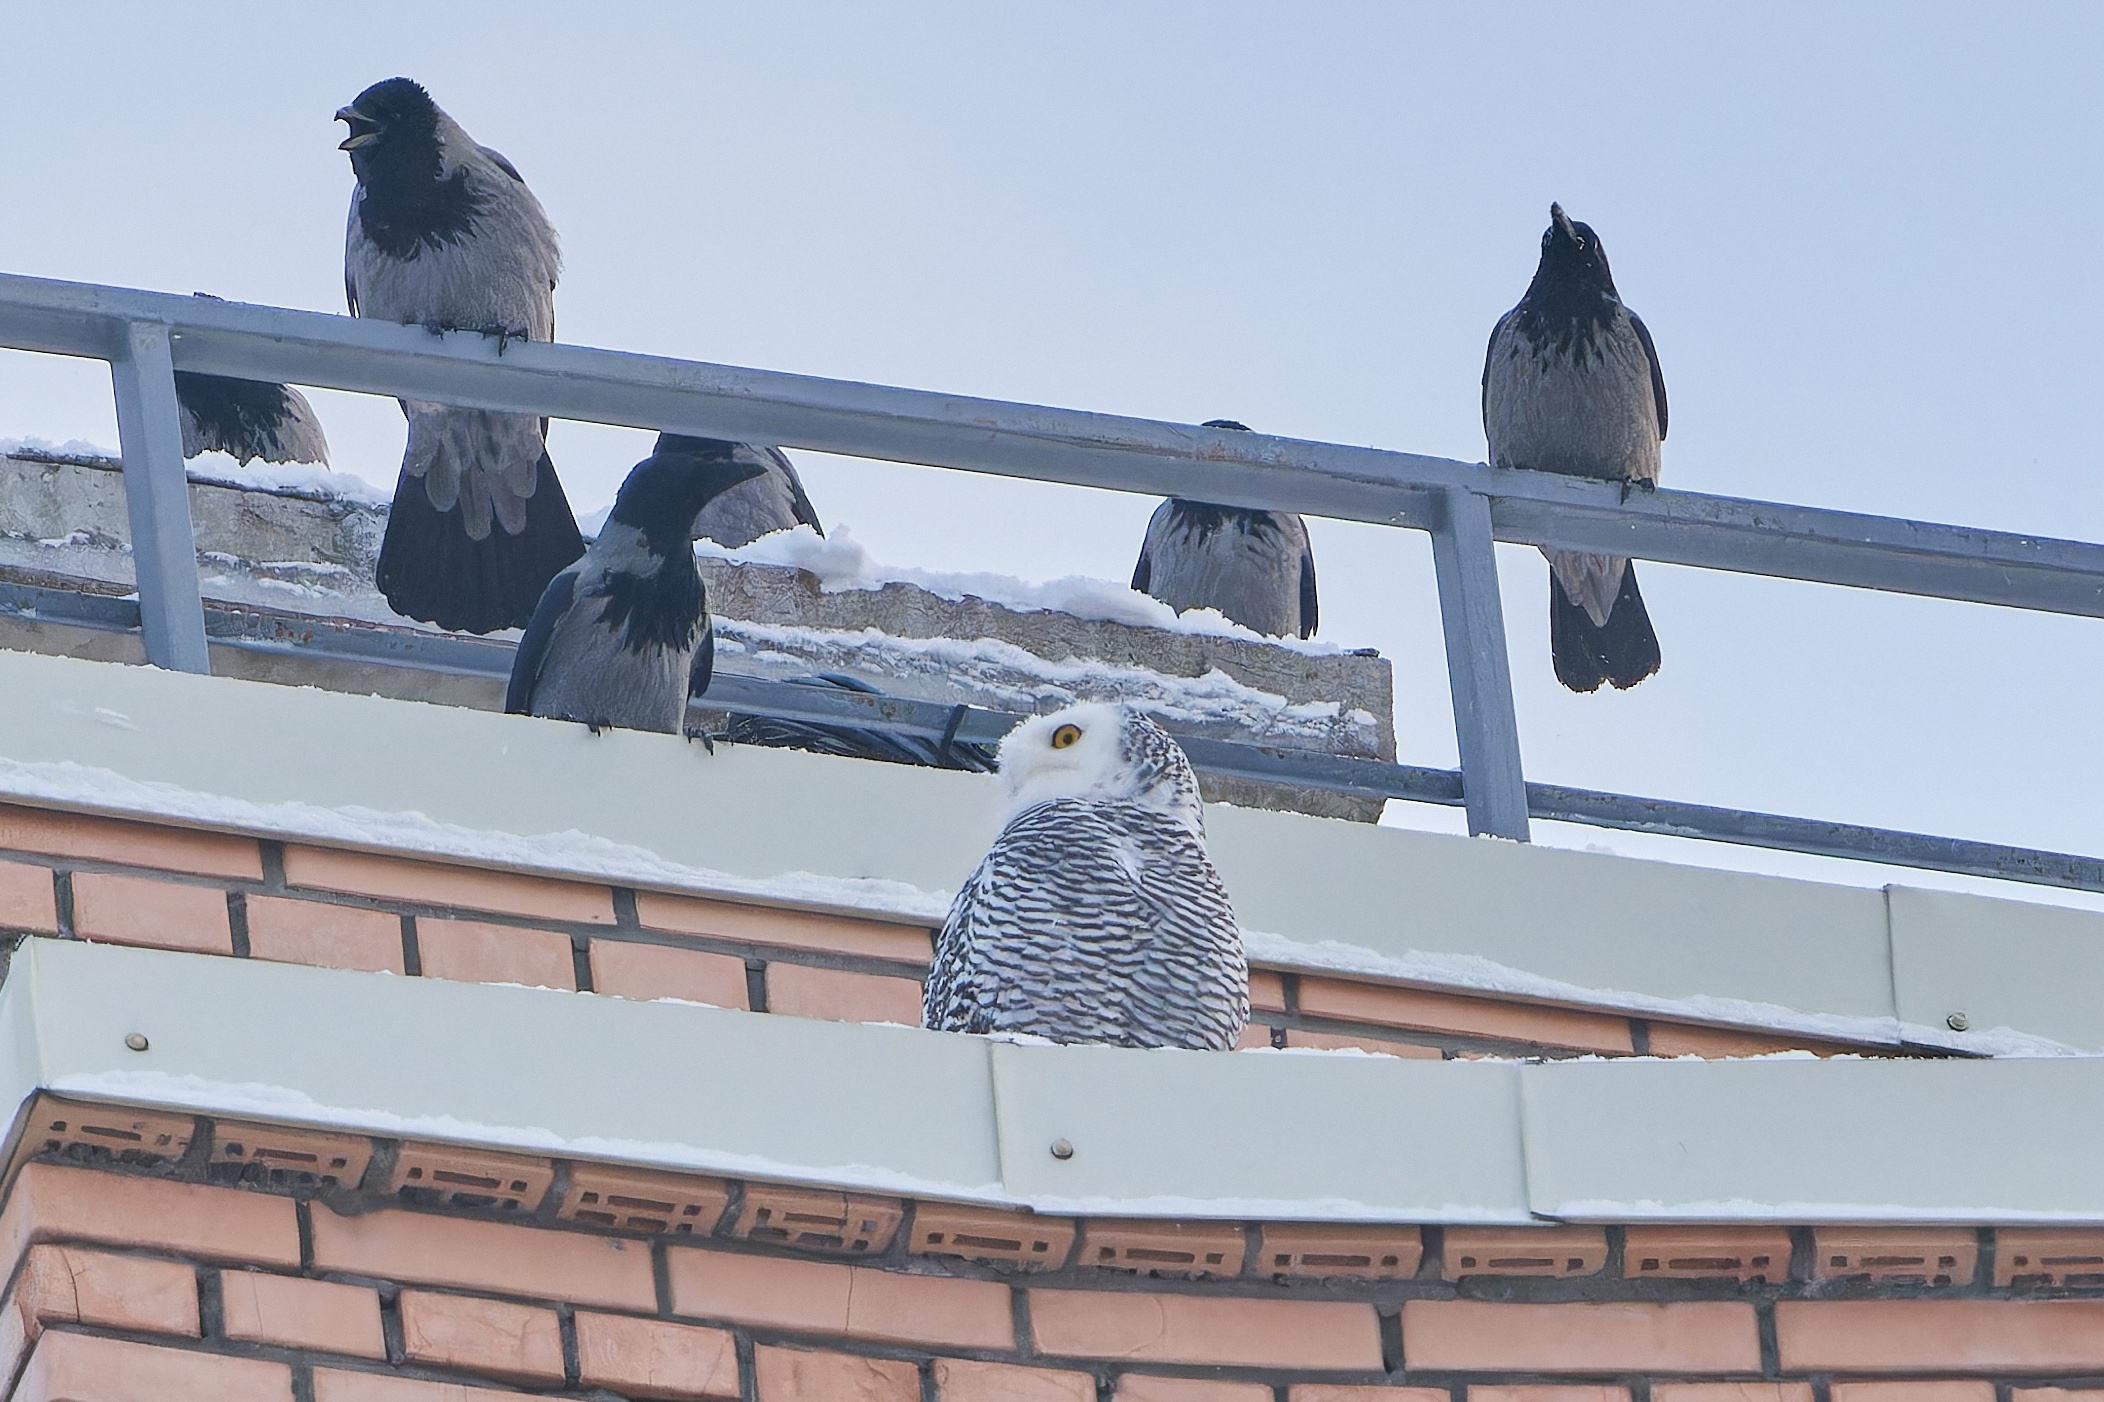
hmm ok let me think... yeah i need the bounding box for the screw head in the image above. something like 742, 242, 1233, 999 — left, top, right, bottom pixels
1049, 1138, 1074, 1160
122, 1033, 149, 1052
1946, 1012, 1970, 1032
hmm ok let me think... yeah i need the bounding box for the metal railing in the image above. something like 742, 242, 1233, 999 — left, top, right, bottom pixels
3, 271, 2102, 888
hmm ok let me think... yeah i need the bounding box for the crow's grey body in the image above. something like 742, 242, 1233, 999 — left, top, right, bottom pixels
1484, 203, 1666, 691
340, 78, 583, 633
174, 373, 331, 466
692, 446, 824, 548
1133, 500, 1316, 639
505, 436, 765, 733
924, 704, 1248, 1051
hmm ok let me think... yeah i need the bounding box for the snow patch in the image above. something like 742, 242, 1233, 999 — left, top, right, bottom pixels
183, 451, 391, 507
0, 436, 116, 460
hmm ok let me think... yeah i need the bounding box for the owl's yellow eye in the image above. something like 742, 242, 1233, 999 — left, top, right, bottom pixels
1051, 724, 1082, 749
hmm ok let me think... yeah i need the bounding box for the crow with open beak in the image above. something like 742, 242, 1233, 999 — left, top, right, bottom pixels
337, 78, 583, 634
1483, 203, 1667, 692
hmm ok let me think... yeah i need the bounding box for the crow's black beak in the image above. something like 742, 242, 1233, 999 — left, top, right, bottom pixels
1550, 202, 1577, 243
336, 108, 378, 151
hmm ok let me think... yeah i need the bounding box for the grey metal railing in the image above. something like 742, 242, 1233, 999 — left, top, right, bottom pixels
2, 271, 2101, 879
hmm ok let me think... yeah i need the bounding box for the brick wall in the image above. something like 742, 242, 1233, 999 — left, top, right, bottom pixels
2, 1099, 2103, 1399
0, 800, 1867, 1063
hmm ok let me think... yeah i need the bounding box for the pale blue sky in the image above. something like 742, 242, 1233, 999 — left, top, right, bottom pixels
3, 3, 2100, 891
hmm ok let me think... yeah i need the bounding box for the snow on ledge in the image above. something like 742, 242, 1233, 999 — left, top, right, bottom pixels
702, 524, 1353, 655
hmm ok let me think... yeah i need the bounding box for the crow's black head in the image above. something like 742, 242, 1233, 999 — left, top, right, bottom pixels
1200, 419, 1250, 432
339, 79, 483, 258
1530, 202, 1619, 300
612, 438, 769, 554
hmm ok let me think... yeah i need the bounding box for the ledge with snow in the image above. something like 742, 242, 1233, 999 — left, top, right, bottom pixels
0, 643, 2096, 1394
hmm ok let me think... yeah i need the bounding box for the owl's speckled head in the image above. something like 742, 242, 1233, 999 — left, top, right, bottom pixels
997, 703, 1204, 827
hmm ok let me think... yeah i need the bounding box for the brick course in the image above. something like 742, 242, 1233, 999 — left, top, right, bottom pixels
308, 1205, 655, 1311
16, 1329, 292, 1402
0, 1161, 300, 1269
0, 859, 57, 934
0, 803, 262, 879
244, 894, 405, 974
933, 1357, 1098, 1402
590, 937, 750, 1007
669, 1245, 1015, 1349
71, 870, 232, 953
398, 1289, 565, 1383
1296, 978, 1633, 1054
414, 917, 577, 990
283, 845, 614, 924
754, 1344, 921, 1402
1401, 1300, 1762, 1372
1116, 1376, 1273, 1402
1029, 1288, 1383, 1370
12, 1243, 199, 1338
636, 890, 931, 963
219, 1270, 385, 1358
574, 1311, 742, 1398
1776, 1299, 2104, 1370
764, 961, 925, 1024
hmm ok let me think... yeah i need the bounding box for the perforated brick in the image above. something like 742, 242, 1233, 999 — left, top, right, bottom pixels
283, 845, 615, 923
1443, 1225, 1607, 1279
1814, 1227, 1977, 1286
71, 871, 232, 953
730, 1183, 903, 1255
575, 1311, 741, 1398
415, 917, 576, 990
15, 1330, 291, 1402
9, 1097, 195, 1175
590, 937, 750, 1007
1624, 1226, 1791, 1282
1261, 1222, 1424, 1280
1996, 1229, 2104, 1286
243, 895, 405, 974
913, 1201, 1076, 1271
389, 1141, 552, 1213
637, 890, 932, 963
0, 803, 262, 879
754, 1344, 920, 1402
560, 1162, 730, 1236
934, 1358, 1097, 1402
220, 1271, 385, 1359
1083, 1219, 1245, 1277
211, 1119, 372, 1190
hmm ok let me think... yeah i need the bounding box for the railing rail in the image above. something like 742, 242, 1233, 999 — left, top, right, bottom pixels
0, 270, 2096, 873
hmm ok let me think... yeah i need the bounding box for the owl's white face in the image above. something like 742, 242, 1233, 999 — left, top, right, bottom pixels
997, 702, 1132, 816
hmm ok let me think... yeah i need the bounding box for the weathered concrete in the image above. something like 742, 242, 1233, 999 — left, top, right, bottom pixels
0, 450, 1396, 820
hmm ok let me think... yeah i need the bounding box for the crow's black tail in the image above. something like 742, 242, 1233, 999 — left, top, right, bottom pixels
1550, 560, 1660, 693
376, 450, 585, 634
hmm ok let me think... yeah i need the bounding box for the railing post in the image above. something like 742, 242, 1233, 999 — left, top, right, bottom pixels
1429, 486, 1530, 840
108, 321, 210, 674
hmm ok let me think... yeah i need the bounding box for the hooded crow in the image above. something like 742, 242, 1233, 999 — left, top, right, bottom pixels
338, 77, 584, 634
505, 435, 767, 733
174, 373, 330, 467
1483, 203, 1666, 692
1130, 420, 1317, 640
693, 445, 824, 548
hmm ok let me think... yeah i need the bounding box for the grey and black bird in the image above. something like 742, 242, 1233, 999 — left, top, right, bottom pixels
174, 373, 330, 467
693, 446, 824, 548
338, 77, 584, 634
505, 435, 766, 733
924, 702, 1249, 1050
1483, 203, 1667, 692
1131, 421, 1317, 640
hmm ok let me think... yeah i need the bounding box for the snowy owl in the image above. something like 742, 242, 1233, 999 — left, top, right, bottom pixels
923, 702, 1249, 1050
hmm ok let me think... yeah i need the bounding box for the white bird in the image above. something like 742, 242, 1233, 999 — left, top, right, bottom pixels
923, 703, 1248, 1050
